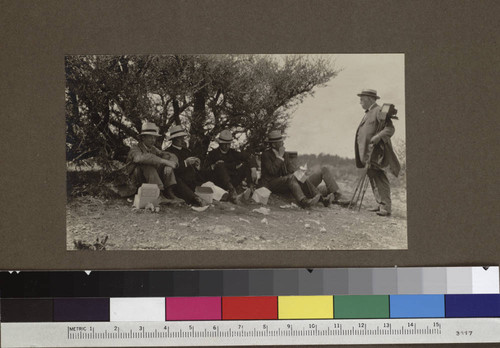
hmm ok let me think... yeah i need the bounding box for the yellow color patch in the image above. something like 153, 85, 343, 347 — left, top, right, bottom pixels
278, 296, 334, 319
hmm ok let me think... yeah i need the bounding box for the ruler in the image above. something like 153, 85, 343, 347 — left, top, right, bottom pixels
2, 318, 500, 346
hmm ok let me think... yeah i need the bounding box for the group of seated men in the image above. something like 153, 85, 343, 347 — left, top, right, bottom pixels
125, 122, 345, 208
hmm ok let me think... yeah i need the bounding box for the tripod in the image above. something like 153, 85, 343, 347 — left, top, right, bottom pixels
348, 160, 371, 211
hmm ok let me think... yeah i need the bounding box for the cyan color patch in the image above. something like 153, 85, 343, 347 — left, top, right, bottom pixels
390, 295, 445, 318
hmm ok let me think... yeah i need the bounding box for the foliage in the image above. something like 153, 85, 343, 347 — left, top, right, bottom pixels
66, 54, 339, 166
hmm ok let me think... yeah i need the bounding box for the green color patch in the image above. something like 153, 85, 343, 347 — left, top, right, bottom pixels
334, 295, 389, 318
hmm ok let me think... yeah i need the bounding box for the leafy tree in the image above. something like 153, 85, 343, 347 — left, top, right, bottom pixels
65, 54, 339, 169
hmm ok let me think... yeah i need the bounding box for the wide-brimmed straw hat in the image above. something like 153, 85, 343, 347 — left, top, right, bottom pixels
216, 129, 233, 144
168, 125, 188, 139
357, 89, 380, 99
265, 130, 284, 142
140, 122, 161, 137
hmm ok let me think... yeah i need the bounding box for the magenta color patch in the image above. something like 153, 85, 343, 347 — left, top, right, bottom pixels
166, 297, 221, 321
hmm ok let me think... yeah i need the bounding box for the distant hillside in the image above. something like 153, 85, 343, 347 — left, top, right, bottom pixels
297, 153, 358, 180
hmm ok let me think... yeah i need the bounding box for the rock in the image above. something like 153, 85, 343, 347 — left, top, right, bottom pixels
320, 227, 327, 233
212, 225, 232, 235
305, 223, 311, 229
236, 237, 247, 244
305, 219, 320, 225
261, 218, 268, 225
252, 207, 270, 215
192, 205, 209, 212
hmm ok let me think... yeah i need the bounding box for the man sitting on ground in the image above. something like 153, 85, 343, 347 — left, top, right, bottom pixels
204, 129, 258, 203
165, 125, 206, 206
125, 122, 182, 203
261, 130, 342, 208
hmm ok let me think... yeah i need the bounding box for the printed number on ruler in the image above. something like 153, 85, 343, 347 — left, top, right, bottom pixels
2, 318, 500, 346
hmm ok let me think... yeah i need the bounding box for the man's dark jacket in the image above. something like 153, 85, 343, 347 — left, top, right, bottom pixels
204, 148, 257, 177
260, 149, 296, 186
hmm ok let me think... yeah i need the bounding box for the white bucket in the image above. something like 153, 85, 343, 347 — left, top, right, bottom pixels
133, 183, 160, 208
201, 181, 227, 201
252, 187, 272, 205
195, 186, 214, 204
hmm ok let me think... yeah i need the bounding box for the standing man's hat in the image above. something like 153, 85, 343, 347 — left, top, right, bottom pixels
168, 125, 188, 139
265, 130, 284, 142
217, 129, 233, 144
357, 89, 380, 99
140, 122, 161, 137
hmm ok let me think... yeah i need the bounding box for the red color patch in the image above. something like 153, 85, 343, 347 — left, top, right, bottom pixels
222, 296, 278, 320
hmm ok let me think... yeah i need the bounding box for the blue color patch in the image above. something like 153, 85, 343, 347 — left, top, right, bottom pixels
445, 294, 500, 317
390, 295, 445, 318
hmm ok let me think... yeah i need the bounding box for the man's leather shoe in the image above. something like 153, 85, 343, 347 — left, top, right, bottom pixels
321, 193, 334, 207
376, 210, 391, 217
332, 192, 343, 202
368, 206, 380, 212
228, 189, 240, 205
165, 187, 184, 203
332, 192, 351, 207
193, 196, 208, 207
299, 194, 321, 208
157, 195, 174, 205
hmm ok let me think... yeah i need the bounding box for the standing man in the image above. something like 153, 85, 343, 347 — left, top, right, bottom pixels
165, 125, 206, 206
355, 89, 400, 216
125, 121, 183, 203
204, 129, 258, 203
260, 130, 324, 208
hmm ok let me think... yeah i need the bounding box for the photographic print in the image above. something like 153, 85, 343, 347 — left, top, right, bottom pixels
66, 54, 406, 251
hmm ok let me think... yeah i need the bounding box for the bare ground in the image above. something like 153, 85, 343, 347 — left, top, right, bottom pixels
66, 180, 407, 250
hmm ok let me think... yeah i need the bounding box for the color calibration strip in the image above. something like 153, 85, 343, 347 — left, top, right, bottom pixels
1, 267, 499, 346
1, 267, 498, 297
2, 294, 500, 322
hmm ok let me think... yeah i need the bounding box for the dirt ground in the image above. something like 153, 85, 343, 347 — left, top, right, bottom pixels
66, 180, 407, 250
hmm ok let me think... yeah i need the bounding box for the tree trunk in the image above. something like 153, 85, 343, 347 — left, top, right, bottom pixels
190, 85, 210, 159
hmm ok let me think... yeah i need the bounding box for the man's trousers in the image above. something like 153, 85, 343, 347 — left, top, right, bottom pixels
129, 165, 176, 191
172, 166, 206, 204
367, 167, 392, 213
264, 174, 319, 202
208, 162, 251, 191
306, 166, 340, 195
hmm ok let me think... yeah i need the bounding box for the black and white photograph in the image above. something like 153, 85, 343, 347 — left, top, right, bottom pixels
66, 54, 406, 250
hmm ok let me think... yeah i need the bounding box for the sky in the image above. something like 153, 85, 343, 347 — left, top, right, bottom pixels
285, 54, 405, 158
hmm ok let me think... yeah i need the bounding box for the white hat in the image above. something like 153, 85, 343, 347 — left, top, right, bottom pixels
216, 129, 233, 144
265, 130, 284, 142
357, 89, 380, 99
168, 125, 188, 139
140, 122, 161, 137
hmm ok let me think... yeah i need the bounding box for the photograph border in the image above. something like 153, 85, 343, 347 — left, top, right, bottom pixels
0, 0, 498, 271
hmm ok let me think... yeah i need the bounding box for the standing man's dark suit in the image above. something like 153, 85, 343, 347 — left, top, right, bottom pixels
355, 89, 400, 215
